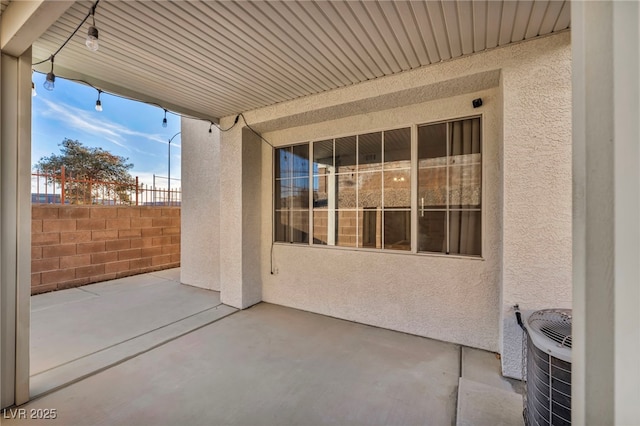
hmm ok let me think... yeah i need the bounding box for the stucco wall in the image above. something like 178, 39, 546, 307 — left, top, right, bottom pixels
260, 88, 502, 351
499, 36, 573, 377
185, 32, 572, 376
181, 119, 221, 291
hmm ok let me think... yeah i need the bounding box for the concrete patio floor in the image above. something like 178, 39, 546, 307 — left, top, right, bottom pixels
30, 268, 236, 397
8, 269, 523, 425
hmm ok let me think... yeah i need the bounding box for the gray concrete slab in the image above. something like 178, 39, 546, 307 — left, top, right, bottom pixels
456, 378, 524, 426
12, 303, 461, 426
78, 271, 176, 296
31, 268, 222, 375
31, 288, 97, 313
31, 304, 237, 399
461, 347, 524, 394
147, 268, 181, 281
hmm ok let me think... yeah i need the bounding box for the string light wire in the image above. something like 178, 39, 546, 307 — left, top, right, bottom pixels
239, 113, 274, 148
32, 0, 101, 66
29, 0, 276, 145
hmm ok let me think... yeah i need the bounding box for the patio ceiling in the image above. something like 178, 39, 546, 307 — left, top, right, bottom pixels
25, 0, 570, 122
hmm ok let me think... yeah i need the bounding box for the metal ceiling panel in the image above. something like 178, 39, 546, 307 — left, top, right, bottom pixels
29, 0, 571, 121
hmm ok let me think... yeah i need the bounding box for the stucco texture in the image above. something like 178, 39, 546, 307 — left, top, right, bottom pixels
260, 88, 502, 352
180, 119, 221, 291
500, 35, 572, 378
184, 32, 572, 376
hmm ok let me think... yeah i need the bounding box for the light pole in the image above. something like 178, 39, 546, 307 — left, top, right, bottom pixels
168, 131, 180, 205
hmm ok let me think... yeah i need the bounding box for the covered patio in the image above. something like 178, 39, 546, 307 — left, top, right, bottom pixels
1, 1, 639, 424
15, 269, 521, 425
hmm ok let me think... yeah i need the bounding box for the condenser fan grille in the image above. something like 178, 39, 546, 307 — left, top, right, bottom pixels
528, 309, 572, 349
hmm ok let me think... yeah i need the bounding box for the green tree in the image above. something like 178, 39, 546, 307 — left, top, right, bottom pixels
36, 138, 135, 204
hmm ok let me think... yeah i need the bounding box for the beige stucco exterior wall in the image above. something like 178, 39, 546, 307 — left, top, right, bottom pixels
500, 34, 572, 377
182, 32, 572, 377
260, 88, 502, 352
181, 119, 221, 291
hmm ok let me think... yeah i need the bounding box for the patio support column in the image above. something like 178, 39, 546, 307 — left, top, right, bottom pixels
0, 48, 32, 408
180, 118, 221, 291
572, 1, 640, 424
218, 119, 262, 309
500, 35, 572, 379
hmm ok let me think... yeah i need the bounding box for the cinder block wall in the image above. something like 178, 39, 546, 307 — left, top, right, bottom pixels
31, 205, 180, 294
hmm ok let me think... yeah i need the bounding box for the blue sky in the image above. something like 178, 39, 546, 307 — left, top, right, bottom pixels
32, 72, 181, 189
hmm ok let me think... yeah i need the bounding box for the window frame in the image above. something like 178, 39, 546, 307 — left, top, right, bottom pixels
272, 115, 484, 259
416, 116, 483, 257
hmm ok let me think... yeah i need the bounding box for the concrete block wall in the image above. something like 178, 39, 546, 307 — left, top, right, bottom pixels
31, 205, 180, 294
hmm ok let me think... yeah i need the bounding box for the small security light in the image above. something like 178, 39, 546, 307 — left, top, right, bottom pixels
472, 98, 483, 108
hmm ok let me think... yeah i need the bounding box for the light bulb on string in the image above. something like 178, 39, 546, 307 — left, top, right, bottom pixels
43, 56, 55, 91
32, 81, 37, 97
162, 109, 168, 128
95, 90, 103, 112
86, 5, 99, 51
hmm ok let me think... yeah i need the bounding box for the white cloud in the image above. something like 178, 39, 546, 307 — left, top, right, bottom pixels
38, 98, 181, 149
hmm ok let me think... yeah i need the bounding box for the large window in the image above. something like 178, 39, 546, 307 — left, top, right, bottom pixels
417, 118, 481, 256
275, 145, 310, 243
274, 117, 481, 257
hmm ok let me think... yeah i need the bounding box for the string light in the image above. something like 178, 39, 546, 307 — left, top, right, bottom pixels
28, 0, 244, 138
32, 71, 37, 97
33, 66, 273, 145
86, 4, 99, 51
43, 56, 56, 91
95, 90, 103, 111
26, 0, 274, 144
